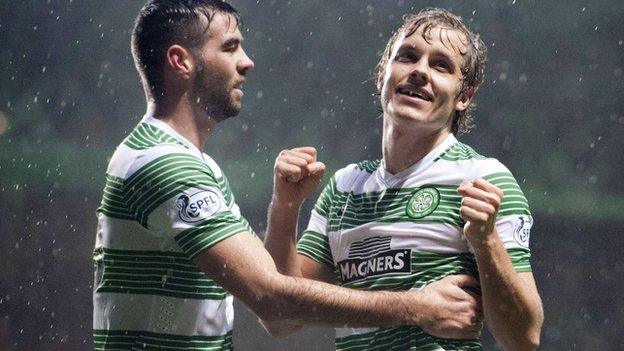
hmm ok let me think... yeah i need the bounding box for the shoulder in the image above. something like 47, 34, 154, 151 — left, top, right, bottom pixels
106, 121, 204, 176
332, 159, 380, 192
121, 122, 187, 151
107, 141, 209, 182
435, 140, 513, 182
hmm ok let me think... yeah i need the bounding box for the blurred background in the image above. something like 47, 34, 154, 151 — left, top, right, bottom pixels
1, 0, 623, 350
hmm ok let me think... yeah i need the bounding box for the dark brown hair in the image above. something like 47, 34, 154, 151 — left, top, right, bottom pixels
131, 0, 240, 100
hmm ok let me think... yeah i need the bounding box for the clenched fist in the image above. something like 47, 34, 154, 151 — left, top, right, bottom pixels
273, 147, 326, 207
457, 178, 504, 246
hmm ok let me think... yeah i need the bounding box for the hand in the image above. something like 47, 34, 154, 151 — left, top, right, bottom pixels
273, 147, 326, 207
416, 275, 483, 339
457, 178, 504, 245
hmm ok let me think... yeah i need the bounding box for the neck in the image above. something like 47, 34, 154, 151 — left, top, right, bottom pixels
147, 92, 216, 150
381, 116, 451, 174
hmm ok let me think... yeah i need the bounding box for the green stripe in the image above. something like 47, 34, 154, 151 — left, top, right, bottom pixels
335, 325, 482, 351
98, 173, 134, 219
175, 212, 249, 258
484, 172, 531, 216
93, 248, 229, 300
435, 142, 486, 161
93, 329, 232, 350
124, 154, 213, 192
314, 176, 337, 218
508, 247, 532, 272
97, 152, 239, 229
324, 185, 465, 231
318, 177, 530, 230
297, 230, 334, 267
217, 174, 235, 207
123, 154, 218, 226
355, 159, 381, 173
122, 123, 187, 150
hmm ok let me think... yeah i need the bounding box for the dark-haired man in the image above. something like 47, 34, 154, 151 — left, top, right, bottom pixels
92, 2, 484, 350
266, 8, 544, 351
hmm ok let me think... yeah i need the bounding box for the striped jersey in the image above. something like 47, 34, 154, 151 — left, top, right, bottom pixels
93, 115, 253, 350
297, 134, 533, 351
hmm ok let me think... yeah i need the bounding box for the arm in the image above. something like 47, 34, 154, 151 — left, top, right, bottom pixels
261, 198, 310, 336
264, 147, 324, 277
194, 230, 484, 332
263, 186, 339, 336
458, 179, 544, 350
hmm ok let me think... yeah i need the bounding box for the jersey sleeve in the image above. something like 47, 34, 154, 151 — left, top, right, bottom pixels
483, 171, 533, 272
297, 176, 336, 269
125, 152, 251, 259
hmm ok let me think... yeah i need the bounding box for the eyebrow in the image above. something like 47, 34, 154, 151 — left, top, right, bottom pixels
221, 37, 241, 49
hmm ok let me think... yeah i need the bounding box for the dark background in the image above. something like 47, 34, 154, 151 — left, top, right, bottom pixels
1, 0, 623, 350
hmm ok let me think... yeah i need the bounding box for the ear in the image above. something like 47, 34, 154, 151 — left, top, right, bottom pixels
165, 45, 195, 80
455, 87, 475, 112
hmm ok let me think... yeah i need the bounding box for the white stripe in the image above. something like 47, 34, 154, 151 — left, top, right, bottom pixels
333, 155, 509, 197
335, 326, 378, 338
305, 210, 328, 237
96, 214, 183, 252
93, 292, 233, 336
107, 143, 202, 180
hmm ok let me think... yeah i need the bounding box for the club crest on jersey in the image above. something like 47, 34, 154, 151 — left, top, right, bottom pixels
175, 190, 222, 223
337, 236, 411, 284
513, 215, 532, 247
406, 187, 440, 219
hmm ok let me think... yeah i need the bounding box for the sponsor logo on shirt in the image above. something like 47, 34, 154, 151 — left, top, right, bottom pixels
513, 215, 532, 247
175, 190, 222, 223
337, 236, 411, 283
406, 186, 440, 219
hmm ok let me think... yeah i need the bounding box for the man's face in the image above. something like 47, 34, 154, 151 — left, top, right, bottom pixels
191, 12, 254, 122
380, 25, 470, 131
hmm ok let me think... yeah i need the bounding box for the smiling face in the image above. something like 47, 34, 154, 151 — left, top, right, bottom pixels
190, 12, 254, 122
380, 25, 473, 133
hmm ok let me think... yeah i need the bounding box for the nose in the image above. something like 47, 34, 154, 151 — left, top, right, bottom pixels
409, 58, 429, 84
237, 49, 255, 75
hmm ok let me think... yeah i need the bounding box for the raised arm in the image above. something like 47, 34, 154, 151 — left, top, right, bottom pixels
263, 147, 324, 277
458, 178, 544, 350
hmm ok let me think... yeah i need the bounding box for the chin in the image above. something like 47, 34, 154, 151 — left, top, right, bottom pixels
390, 108, 427, 123
223, 104, 241, 119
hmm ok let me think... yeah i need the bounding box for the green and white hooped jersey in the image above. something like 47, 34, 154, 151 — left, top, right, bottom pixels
298, 134, 532, 351
93, 115, 252, 351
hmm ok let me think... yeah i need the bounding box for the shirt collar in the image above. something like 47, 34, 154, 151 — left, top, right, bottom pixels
379, 133, 457, 182
141, 114, 204, 156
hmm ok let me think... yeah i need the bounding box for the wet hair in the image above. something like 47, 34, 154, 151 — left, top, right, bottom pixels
131, 0, 240, 100
375, 8, 487, 134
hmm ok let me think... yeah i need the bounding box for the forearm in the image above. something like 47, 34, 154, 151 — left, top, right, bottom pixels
199, 233, 417, 328
264, 200, 302, 276
255, 272, 419, 327
472, 236, 543, 350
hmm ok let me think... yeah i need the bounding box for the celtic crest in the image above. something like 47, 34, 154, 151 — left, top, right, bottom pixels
406, 187, 440, 219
